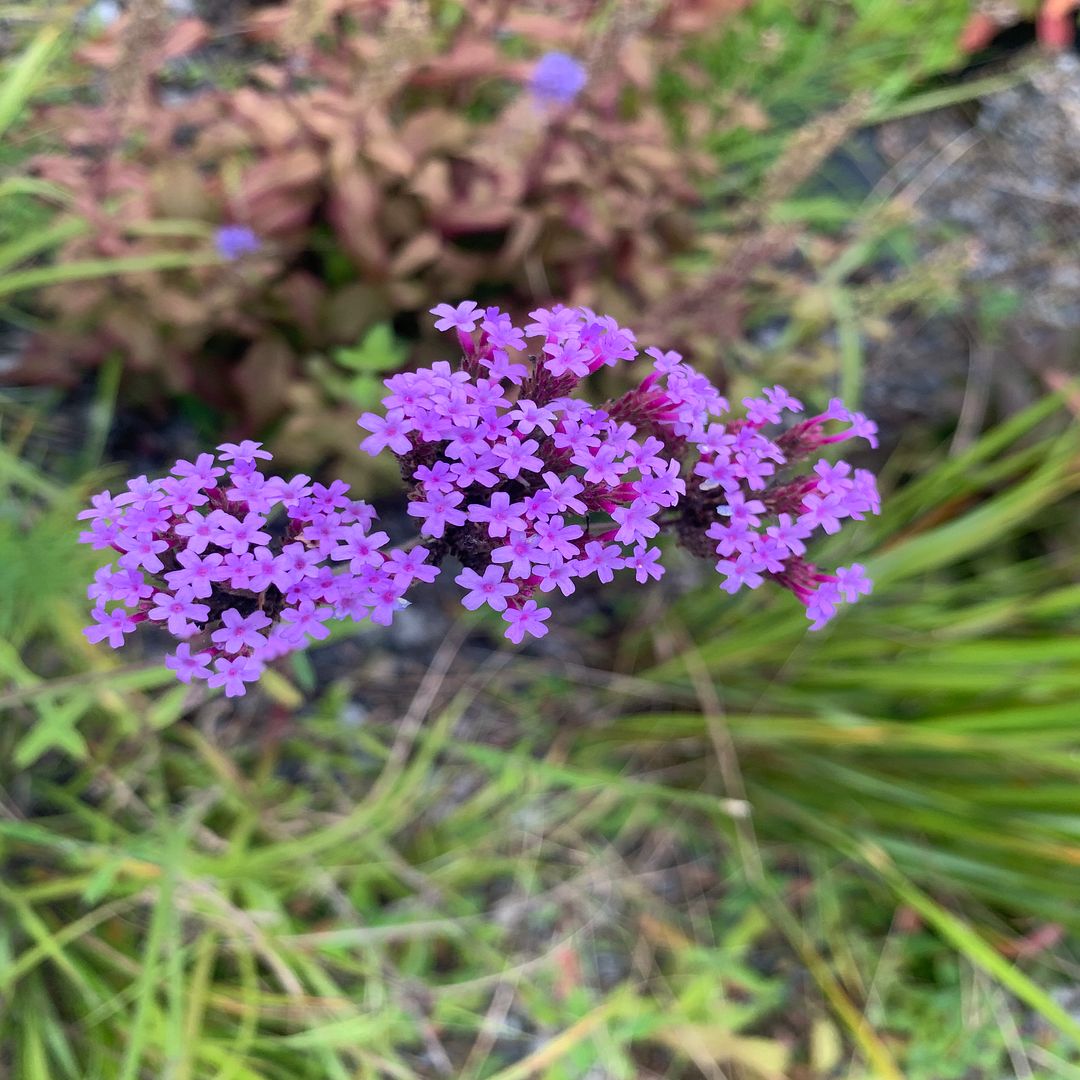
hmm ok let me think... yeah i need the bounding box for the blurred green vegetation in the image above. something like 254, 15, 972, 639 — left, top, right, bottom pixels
2, 0, 1080, 1077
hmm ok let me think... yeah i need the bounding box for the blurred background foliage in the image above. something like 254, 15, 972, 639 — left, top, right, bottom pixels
2, 1, 1080, 1077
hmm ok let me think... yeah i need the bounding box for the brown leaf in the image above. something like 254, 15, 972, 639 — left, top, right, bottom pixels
151, 288, 207, 328
231, 88, 302, 148
618, 39, 655, 88
291, 90, 354, 142
75, 24, 125, 69
409, 159, 451, 207
410, 41, 513, 86
242, 148, 323, 202
500, 13, 575, 46
362, 114, 415, 177
102, 305, 161, 370
234, 336, 294, 426
399, 109, 471, 158
151, 161, 213, 219
326, 172, 389, 271
324, 283, 384, 341
161, 18, 209, 61
389, 231, 442, 278
495, 211, 542, 273
274, 272, 327, 341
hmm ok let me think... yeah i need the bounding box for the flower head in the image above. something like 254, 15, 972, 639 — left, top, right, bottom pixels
530, 52, 587, 107
78, 443, 424, 696
214, 225, 261, 261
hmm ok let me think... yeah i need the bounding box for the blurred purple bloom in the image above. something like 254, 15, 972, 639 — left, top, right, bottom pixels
215, 225, 261, 261
530, 52, 587, 106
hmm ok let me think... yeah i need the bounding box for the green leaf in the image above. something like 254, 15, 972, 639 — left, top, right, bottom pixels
332, 324, 407, 375
14, 696, 90, 768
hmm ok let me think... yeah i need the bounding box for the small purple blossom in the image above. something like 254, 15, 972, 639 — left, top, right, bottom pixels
502, 600, 552, 644
430, 300, 481, 333
215, 225, 261, 261
84, 606, 138, 648
211, 608, 272, 652
455, 565, 518, 612
208, 655, 264, 697
148, 590, 210, 637
165, 643, 212, 683
530, 52, 587, 107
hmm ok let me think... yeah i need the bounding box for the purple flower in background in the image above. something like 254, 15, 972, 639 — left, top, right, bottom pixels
215, 225, 261, 261
530, 51, 587, 107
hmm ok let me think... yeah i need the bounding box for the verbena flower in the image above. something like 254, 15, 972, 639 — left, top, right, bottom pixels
356, 301, 879, 646
214, 225, 261, 261
529, 52, 587, 107
80, 302, 881, 698
78, 441, 434, 696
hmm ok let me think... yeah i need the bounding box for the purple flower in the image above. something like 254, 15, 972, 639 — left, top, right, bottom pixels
332, 525, 389, 571
502, 600, 552, 644
766, 514, 811, 557
799, 492, 846, 535
538, 556, 577, 596
76, 489, 128, 522
807, 581, 843, 630
208, 510, 271, 555
215, 225, 261, 261
628, 545, 664, 584
834, 564, 873, 602
211, 608, 272, 652
717, 492, 766, 529
386, 548, 439, 586
533, 515, 584, 558
576, 541, 624, 584
218, 440, 272, 463
281, 600, 331, 643
492, 436, 544, 480
165, 550, 227, 599
358, 409, 414, 456
530, 52, 587, 107
117, 534, 169, 574
407, 490, 466, 538
543, 474, 587, 515
78, 442, 430, 696
84, 606, 138, 648
491, 535, 548, 580
172, 453, 225, 487
509, 399, 557, 436
430, 300, 480, 333
469, 491, 528, 539
455, 566, 518, 612
79, 306, 883, 684
715, 553, 766, 595
611, 503, 660, 546
277, 542, 322, 585
165, 644, 212, 683
208, 655, 264, 697
148, 590, 210, 637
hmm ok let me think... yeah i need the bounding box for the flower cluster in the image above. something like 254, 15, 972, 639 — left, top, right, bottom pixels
79, 301, 881, 697
359, 301, 879, 640
78, 442, 437, 695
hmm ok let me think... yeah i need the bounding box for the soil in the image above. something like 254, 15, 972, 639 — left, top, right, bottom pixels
873, 51, 1080, 427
